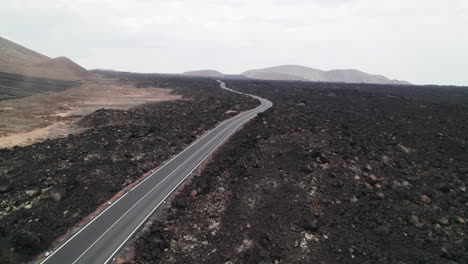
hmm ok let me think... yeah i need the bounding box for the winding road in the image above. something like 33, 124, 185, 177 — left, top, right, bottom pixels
40, 81, 272, 263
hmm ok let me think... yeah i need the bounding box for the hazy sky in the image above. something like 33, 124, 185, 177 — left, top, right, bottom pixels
1, 0, 467, 85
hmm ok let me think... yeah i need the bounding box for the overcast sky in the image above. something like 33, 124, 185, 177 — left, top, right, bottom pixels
1, 0, 467, 85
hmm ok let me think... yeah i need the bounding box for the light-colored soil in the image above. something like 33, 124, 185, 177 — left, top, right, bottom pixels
0, 122, 66, 148
0, 78, 181, 148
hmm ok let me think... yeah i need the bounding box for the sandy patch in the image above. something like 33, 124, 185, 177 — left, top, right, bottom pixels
0, 122, 64, 147
0, 78, 181, 148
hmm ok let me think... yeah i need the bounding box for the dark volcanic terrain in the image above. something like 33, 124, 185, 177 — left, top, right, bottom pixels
133, 80, 468, 264
1, 73, 467, 264
0, 72, 78, 100
0, 75, 257, 263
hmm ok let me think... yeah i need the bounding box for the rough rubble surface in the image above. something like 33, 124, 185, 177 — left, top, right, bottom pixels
0, 75, 257, 263
133, 80, 467, 264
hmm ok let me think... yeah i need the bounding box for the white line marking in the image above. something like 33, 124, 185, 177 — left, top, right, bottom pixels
128, 108, 252, 192
103, 93, 267, 263
72, 103, 262, 263
40, 81, 272, 264
39, 91, 256, 264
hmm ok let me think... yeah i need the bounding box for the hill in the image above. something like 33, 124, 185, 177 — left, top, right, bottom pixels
0, 36, 49, 65
242, 65, 410, 85
182, 70, 224, 78
0, 36, 95, 81
32, 57, 93, 80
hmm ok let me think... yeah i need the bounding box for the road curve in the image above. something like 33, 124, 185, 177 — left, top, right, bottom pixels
40, 81, 272, 264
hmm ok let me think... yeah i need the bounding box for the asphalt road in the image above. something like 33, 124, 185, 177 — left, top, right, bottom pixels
40, 81, 272, 264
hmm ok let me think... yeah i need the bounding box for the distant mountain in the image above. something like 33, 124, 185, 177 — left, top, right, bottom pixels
222, 74, 249, 80
0, 36, 95, 81
242, 65, 410, 85
242, 71, 307, 81
182, 70, 224, 78
90, 68, 117, 72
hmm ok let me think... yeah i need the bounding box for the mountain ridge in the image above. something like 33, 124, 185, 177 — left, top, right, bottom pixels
242, 65, 410, 85
0, 36, 95, 81
183, 70, 224, 78
182, 64, 409, 84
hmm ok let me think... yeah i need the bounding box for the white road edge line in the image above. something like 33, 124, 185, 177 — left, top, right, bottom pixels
40, 81, 271, 264
103, 96, 267, 264
73, 100, 264, 263
39, 86, 256, 263
128, 106, 253, 192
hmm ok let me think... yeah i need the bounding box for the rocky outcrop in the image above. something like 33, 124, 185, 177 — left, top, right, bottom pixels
134, 80, 467, 264
0, 75, 257, 263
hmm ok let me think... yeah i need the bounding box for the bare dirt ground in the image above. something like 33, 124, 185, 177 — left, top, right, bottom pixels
0, 78, 181, 148
0, 75, 257, 264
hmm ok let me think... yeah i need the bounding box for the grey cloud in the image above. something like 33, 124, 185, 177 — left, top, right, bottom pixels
0, 0, 467, 85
